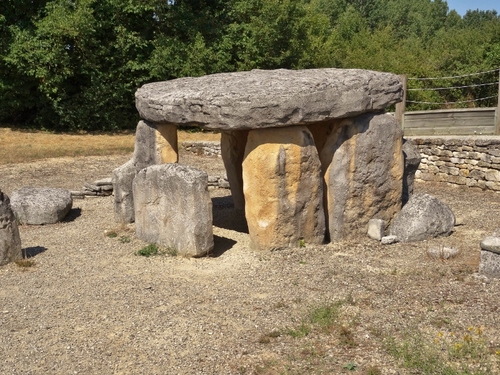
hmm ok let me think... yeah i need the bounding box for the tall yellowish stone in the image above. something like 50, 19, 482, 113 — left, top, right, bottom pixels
156, 123, 178, 164
242, 126, 325, 250
221, 130, 249, 210
321, 113, 403, 242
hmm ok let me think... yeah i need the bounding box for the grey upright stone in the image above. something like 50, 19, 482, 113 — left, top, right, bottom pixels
10, 187, 72, 225
133, 164, 213, 257
479, 235, 500, 278
135, 68, 403, 130
389, 193, 455, 242
0, 190, 22, 266
402, 139, 421, 205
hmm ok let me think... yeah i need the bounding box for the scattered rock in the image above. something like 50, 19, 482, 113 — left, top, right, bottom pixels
367, 219, 385, 241
480, 236, 500, 254
0, 190, 22, 266
389, 193, 455, 242
10, 187, 73, 225
427, 246, 459, 260
133, 164, 214, 257
479, 250, 500, 278
381, 235, 399, 245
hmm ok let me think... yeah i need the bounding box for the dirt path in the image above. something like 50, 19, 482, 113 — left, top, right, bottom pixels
1, 151, 499, 375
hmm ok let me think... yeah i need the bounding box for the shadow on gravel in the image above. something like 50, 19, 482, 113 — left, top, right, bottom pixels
209, 236, 237, 257
22, 246, 47, 258
212, 197, 248, 233
62, 208, 82, 222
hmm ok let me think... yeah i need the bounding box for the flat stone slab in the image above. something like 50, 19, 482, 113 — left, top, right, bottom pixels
480, 236, 500, 254
10, 187, 73, 225
135, 68, 403, 130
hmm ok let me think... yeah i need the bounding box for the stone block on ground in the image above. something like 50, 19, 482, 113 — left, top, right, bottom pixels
389, 193, 455, 242
133, 164, 213, 257
242, 126, 325, 250
479, 250, 500, 278
0, 190, 22, 266
320, 113, 403, 242
10, 187, 72, 225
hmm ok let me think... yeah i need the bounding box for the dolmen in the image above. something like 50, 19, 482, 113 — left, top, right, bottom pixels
114, 68, 405, 253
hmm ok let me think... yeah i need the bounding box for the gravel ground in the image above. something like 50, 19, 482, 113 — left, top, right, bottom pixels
1, 151, 500, 375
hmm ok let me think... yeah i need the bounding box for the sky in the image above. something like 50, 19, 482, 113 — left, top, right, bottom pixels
446, 0, 498, 16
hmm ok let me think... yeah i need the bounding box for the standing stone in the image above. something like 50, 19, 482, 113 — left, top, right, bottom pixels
320, 113, 404, 242
0, 190, 22, 266
402, 139, 422, 205
11, 187, 72, 225
133, 164, 213, 257
389, 193, 455, 242
220, 130, 249, 210
242, 126, 325, 250
113, 120, 178, 223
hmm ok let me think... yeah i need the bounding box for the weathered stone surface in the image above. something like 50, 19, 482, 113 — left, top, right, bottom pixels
133, 164, 213, 257
136, 68, 403, 130
112, 120, 178, 223
0, 190, 22, 266
480, 236, 500, 254
389, 194, 455, 242
402, 139, 421, 205
242, 126, 325, 250
220, 130, 249, 210
10, 187, 72, 225
367, 219, 385, 241
320, 113, 404, 242
479, 250, 500, 278
381, 235, 398, 245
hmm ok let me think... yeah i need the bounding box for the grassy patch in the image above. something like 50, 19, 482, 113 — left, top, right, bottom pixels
385, 326, 498, 375
135, 244, 177, 257
15, 259, 35, 268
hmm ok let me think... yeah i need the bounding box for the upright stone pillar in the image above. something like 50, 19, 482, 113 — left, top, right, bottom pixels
320, 113, 404, 242
0, 190, 22, 266
242, 126, 325, 250
133, 164, 213, 257
112, 120, 178, 223
221, 130, 249, 210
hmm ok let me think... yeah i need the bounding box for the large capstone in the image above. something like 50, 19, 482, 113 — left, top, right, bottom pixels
242, 126, 325, 250
10, 187, 72, 225
133, 164, 213, 257
320, 113, 404, 242
389, 193, 455, 242
0, 190, 22, 266
135, 68, 403, 130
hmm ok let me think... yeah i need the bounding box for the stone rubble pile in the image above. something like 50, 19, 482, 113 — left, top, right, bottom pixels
71, 178, 114, 198
182, 141, 221, 157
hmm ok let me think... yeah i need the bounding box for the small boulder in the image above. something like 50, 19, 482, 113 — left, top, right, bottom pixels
10, 187, 73, 225
480, 236, 500, 254
0, 190, 22, 266
479, 235, 500, 278
367, 219, 385, 241
389, 193, 455, 242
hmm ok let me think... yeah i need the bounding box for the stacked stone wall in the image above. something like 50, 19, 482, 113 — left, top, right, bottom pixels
409, 136, 500, 192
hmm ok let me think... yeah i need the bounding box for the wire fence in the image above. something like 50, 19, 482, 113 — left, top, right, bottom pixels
405, 68, 499, 109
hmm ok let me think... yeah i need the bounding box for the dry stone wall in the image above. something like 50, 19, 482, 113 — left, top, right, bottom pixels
409, 136, 500, 192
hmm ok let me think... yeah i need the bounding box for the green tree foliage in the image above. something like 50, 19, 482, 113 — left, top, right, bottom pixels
0, 0, 499, 131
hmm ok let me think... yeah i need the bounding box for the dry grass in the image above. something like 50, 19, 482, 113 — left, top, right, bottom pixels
0, 127, 220, 165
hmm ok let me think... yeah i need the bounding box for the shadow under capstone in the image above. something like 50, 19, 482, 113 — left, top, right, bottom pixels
22, 246, 47, 258
211, 196, 248, 234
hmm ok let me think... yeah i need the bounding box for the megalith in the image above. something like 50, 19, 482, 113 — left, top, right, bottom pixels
220, 130, 249, 210
0, 190, 22, 266
242, 126, 325, 250
320, 113, 404, 242
113, 120, 178, 223
133, 164, 213, 257
402, 139, 422, 205
10, 187, 73, 225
